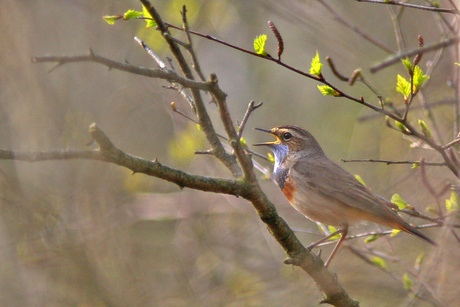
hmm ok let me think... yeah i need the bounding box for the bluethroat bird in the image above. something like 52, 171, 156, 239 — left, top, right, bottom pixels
254, 125, 436, 267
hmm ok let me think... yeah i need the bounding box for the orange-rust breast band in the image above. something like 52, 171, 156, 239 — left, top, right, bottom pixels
282, 177, 296, 202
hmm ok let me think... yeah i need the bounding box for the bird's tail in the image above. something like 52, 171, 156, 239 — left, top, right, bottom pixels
398, 223, 438, 246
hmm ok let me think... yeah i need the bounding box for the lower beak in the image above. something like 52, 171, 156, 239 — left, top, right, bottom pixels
253, 128, 277, 146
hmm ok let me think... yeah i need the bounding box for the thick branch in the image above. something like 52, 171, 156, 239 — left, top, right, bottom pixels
0, 122, 358, 306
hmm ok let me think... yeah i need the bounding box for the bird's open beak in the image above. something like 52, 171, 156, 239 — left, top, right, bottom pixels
253, 128, 279, 146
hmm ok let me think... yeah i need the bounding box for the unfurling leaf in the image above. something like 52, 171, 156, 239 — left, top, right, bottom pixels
390, 229, 401, 237
395, 121, 409, 133
413, 66, 430, 93
446, 191, 459, 213
415, 252, 424, 271
402, 274, 413, 290
396, 74, 411, 100
309, 51, 323, 76
254, 34, 268, 56
240, 137, 247, 147
371, 257, 386, 269
328, 225, 341, 240
364, 234, 380, 243
354, 174, 367, 186
267, 152, 275, 164
103, 15, 121, 25
418, 119, 432, 139
123, 10, 143, 20
142, 5, 157, 28
317, 85, 339, 96
391, 194, 408, 210
401, 57, 413, 72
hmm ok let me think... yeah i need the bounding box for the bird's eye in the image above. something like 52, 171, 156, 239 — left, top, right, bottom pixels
282, 132, 292, 141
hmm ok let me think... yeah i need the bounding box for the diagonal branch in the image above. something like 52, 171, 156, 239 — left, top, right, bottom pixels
0, 122, 358, 306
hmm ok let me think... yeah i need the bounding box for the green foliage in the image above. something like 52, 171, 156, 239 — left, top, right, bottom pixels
396, 74, 411, 100
413, 66, 430, 93
328, 225, 341, 240
124, 10, 143, 20
391, 194, 408, 210
354, 174, 366, 186
402, 273, 413, 290
395, 121, 409, 133
240, 137, 247, 148
309, 51, 323, 76
390, 229, 401, 237
364, 234, 380, 243
254, 34, 268, 56
317, 85, 339, 96
415, 252, 424, 271
418, 119, 432, 139
401, 57, 413, 72
267, 152, 275, 164
371, 257, 386, 269
103, 15, 120, 25
446, 191, 459, 213
142, 5, 157, 28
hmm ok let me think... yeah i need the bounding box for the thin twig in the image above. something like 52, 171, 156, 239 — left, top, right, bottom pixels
317, 0, 394, 53
357, 0, 460, 15
134, 36, 167, 69
171, 102, 268, 161
370, 36, 460, 72
237, 101, 263, 139
181, 6, 206, 82
341, 158, 446, 167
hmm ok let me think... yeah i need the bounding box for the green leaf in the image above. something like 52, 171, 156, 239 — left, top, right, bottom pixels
240, 137, 247, 148
391, 194, 408, 210
401, 57, 412, 72
123, 10, 143, 20
418, 119, 432, 139
267, 152, 275, 164
254, 34, 268, 56
328, 225, 341, 240
390, 229, 401, 237
402, 273, 413, 290
395, 121, 409, 133
364, 234, 381, 243
411, 163, 420, 169
413, 66, 430, 92
142, 5, 157, 28
354, 174, 367, 186
103, 15, 120, 25
317, 85, 340, 96
456, 63, 460, 67
309, 51, 323, 76
446, 191, 459, 213
396, 74, 411, 100
371, 257, 386, 269
414, 252, 424, 271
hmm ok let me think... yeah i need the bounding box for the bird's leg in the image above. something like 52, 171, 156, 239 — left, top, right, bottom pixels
324, 225, 348, 267
306, 223, 349, 267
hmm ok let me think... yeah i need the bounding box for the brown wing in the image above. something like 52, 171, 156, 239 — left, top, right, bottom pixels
291, 156, 399, 224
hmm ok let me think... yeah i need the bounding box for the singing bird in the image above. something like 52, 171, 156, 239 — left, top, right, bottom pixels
254, 125, 436, 266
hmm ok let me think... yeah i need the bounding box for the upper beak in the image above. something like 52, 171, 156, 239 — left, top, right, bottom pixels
253, 128, 278, 146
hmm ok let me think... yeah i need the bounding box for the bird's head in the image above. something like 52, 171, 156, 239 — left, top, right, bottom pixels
253, 125, 322, 153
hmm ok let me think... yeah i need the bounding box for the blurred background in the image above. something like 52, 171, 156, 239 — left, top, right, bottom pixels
1, 0, 459, 306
